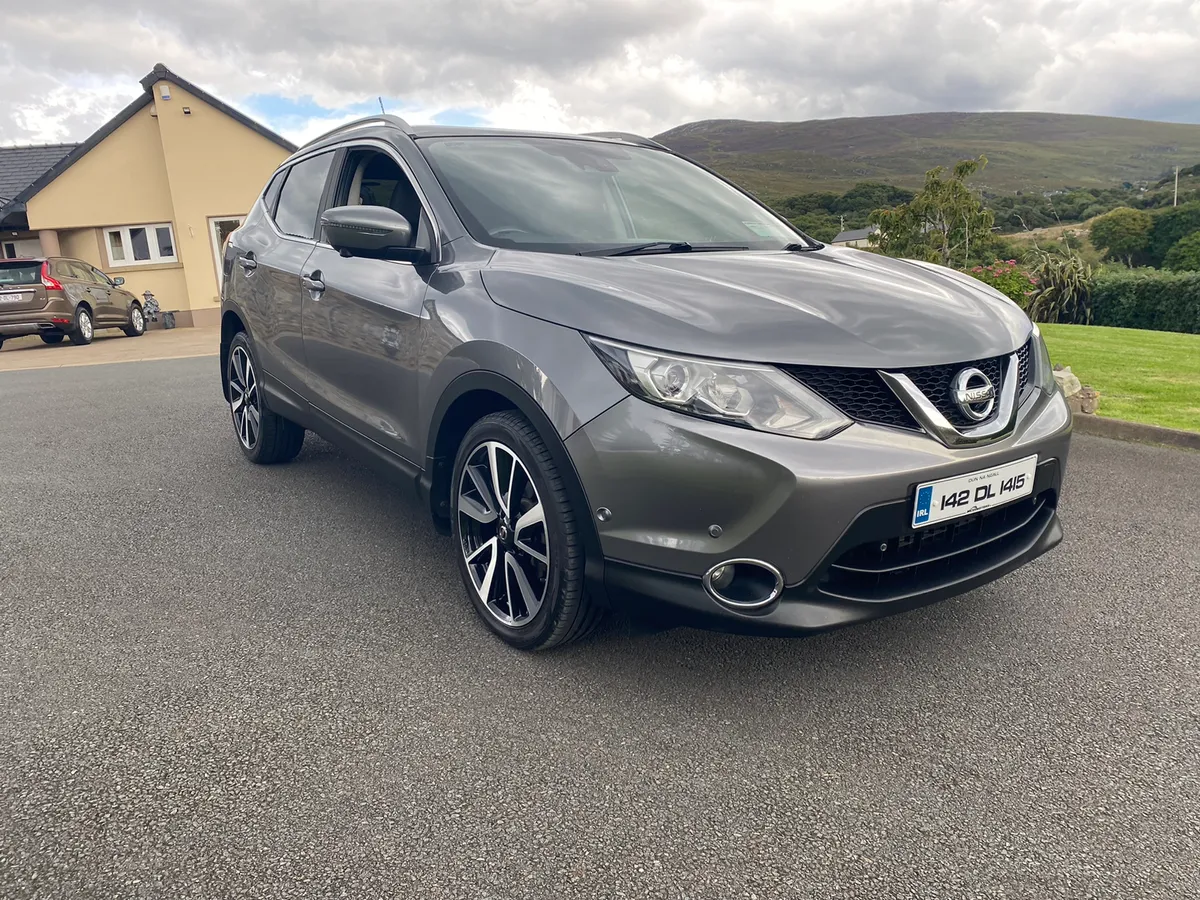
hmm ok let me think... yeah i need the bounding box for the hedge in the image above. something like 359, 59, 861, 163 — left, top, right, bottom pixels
1090, 269, 1200, 334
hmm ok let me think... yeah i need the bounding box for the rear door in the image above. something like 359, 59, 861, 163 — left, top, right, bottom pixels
228, 151, 336, 395
0, 260, 49, 313
62, 261, 112, 321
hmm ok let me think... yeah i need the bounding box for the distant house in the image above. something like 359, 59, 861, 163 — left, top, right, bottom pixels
0, 63, 295, 328
830, 224, 878, 247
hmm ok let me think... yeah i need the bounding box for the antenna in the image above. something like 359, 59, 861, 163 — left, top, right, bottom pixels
378, 96, 386, 114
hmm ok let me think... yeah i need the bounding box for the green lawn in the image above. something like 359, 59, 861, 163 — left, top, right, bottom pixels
1039, 324, 1200, 432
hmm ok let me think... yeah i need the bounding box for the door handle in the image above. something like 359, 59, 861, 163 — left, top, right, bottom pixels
239, 252, 258, 274
301, 271, 325, 296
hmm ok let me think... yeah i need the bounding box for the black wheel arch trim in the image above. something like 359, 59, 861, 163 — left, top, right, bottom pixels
421, 369, 612, 607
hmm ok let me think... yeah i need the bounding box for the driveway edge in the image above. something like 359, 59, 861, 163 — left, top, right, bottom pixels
1072, 414, 1200, 451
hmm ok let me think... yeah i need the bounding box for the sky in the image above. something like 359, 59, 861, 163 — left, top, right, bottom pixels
1, 0, 1198, 147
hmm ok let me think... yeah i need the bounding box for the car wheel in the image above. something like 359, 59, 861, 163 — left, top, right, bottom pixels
122, 303, 146, 338
227, 331, 305, 464
451, 411, 601, 650
41, 334, 65, 345
68, 306, 93, 345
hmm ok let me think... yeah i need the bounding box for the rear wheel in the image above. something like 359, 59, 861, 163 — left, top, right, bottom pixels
451, 411, 601, 650
68, 306, 93, 345
41, 334, 64, 345
227, 331, 305, 464
122, 303, 145, 338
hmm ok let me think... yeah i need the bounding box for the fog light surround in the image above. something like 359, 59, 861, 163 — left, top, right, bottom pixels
702, 559, 784, 611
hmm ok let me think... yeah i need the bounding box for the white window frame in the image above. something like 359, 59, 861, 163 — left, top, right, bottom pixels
103, 223, 178, 268
208, 216, 245, 290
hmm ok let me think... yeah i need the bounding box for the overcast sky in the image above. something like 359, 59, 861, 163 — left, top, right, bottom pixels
2, 0, 1198, 147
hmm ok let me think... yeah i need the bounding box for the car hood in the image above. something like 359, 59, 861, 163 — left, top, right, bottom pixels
480, 246, 1032, 367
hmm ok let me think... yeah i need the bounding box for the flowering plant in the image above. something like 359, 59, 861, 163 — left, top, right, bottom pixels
968, 259, 1038, 305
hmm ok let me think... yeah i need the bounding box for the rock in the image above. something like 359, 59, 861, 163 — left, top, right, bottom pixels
1053, 366, 1082, 398
1078, 385, 1100, 415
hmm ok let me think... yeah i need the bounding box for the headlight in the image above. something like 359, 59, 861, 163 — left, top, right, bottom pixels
1031, 324, 1057, 394
586, 336, 851, 440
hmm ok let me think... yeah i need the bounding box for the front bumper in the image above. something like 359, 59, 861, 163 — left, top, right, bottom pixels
566, 386, 1072, 635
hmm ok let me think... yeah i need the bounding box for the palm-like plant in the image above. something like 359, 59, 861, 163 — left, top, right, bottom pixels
1024, 247, 1094, 324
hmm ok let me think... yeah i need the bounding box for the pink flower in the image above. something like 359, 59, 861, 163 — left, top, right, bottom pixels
1007, 259, 1017, 265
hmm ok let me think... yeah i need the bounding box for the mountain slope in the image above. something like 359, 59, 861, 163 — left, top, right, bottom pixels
653, 112, 1200, 197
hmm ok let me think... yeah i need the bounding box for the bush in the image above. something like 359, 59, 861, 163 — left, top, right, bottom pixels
1147, 202, 1200, 267
1024, 248, 1093, 324
1163, 230, 1200, 271
1090, 269, 1200, 334
968, 259, 1037, 304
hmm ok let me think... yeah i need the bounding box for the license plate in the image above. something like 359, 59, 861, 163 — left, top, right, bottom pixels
912, 454, 1038, 528
0, 291, 30, 304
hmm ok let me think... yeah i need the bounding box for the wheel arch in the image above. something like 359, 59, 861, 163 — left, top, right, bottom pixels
220, 309, 247, 401
420, 370, 611, 606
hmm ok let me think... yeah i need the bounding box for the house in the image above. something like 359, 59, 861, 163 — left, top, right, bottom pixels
829, 224, 879, 248
0, 64, 296, 328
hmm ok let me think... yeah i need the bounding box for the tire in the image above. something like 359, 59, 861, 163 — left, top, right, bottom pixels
451, 410, 601, 650
68, 306, 93, 345
41, 334, 65, 345
122, 303, 146, 338
227, 331, 305, 464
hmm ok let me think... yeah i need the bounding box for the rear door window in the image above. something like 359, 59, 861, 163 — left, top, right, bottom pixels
274, 152, 336, 240
0, 261, 42, 285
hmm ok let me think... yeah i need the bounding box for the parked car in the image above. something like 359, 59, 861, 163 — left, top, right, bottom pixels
219, 117, 1073, 650
0, 257, 146, 349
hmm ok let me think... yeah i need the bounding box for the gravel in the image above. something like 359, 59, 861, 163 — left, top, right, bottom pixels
1, 356, 1197, 899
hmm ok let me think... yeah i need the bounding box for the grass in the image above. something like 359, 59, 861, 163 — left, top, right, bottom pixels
1038, 324, 1200, 432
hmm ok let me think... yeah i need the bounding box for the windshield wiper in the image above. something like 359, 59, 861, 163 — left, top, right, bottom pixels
578, 241, 750, 257
784, 241, 823, 251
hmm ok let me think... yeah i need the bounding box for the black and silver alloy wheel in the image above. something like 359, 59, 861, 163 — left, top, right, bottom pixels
228, 344, 261, 451
457, 440, 551, 627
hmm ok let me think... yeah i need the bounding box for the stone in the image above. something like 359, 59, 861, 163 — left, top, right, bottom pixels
1053, 366, 1082, 398
1078, 385, 1100, 415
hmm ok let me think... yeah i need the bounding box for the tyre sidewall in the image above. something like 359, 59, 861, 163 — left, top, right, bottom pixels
228, 332, 264, 462
73, 306, 93, 344
450, 415, 578, 650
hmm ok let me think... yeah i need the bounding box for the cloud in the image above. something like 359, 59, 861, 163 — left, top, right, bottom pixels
0, 0, 1197, 147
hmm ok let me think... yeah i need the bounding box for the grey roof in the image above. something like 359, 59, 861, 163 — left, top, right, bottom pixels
0, 143, 78, 206
831, 225, 878, 243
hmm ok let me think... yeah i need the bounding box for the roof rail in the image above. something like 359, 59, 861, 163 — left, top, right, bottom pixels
304, 113, 414, 147
582, 131, 668, 150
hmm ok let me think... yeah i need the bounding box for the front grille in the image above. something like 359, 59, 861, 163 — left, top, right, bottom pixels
783, 339, 1032, 431
819, 490, 1055, 603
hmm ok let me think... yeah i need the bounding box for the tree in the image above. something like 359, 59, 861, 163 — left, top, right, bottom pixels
867, 156, 994, 268
1163, 230, 1200, 271
1088, 207, 1152, 266
1148, 202, 1200, 267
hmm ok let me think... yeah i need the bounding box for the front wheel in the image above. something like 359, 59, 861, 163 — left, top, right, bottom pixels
451, 411, 601, 650
227, 332, 305, 464
122, 303, 146, 337
68, 306, 93, 345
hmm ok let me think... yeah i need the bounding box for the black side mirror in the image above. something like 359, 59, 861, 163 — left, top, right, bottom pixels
112, 276, 125, 286
320, 205, 425, 262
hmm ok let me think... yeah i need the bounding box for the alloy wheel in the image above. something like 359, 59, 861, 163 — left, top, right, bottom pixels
131, 307, 145, 334
228, 345, 261, 449
78, 310, 93, 341
457, 440, 551, 627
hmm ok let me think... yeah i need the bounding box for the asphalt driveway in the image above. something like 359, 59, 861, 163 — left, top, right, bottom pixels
1, 357, 1197, 899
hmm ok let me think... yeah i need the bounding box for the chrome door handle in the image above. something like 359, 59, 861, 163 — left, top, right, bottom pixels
239, 254, 258, 273
301, 273, 325, 296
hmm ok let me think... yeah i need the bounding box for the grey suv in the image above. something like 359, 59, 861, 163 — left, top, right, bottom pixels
219, 116, 1072, 650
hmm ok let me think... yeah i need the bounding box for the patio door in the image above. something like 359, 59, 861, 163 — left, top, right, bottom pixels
209, 216, 245, 291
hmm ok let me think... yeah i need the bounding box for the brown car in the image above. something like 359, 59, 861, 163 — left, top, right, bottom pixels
0, 257, 146, 349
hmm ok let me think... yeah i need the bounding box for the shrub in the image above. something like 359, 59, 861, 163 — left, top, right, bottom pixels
968, 259, 1037, 304
1090, 269, 1200, 334
1163, 230, 1200, 272
1089, 207, 1153, 266
1147, 202, 1200, 267
1024, 248, 1093, 324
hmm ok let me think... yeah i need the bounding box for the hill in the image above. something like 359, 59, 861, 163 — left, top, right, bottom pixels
653, 112, 1200, 198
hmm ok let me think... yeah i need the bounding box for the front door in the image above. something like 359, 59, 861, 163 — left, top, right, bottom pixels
300, 145, 435, 463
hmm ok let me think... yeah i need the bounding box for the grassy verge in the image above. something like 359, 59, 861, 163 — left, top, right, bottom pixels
1039, 324, 1200, 432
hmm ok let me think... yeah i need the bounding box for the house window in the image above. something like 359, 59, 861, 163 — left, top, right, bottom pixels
104, 223, 178, 267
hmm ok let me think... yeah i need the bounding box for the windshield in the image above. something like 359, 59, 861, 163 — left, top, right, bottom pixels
418, 136, 803, 254
0, 261, 42, 286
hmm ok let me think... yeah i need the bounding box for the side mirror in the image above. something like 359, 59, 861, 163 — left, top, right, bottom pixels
320, 205, 425, 262
112, 276, 125, 286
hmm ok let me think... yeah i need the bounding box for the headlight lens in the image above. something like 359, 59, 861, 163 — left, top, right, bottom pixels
1031, 324, 1057, 394
586, 336, 852, 440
